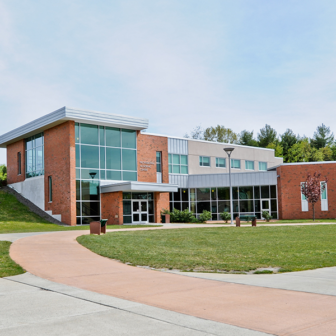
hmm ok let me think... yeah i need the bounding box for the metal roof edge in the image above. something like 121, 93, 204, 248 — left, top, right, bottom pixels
268, 161, 336, 171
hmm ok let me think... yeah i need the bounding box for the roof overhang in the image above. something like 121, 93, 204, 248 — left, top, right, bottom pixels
0, 106, 149, 148
100, 181, 178, 193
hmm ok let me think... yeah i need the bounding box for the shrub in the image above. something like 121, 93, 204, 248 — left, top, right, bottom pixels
262, 211, 272, 222
170, 208, 197, 223
219, 212, 231, 223
0, 164, 7, 187
199, 210, 212, 223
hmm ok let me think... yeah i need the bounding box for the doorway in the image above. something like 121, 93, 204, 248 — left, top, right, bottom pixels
261, 199, 270, 219
132, 200, 148, 223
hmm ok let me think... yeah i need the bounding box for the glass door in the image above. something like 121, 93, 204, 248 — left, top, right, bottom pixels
261, 199, 270, 219
132, 200, 148, 223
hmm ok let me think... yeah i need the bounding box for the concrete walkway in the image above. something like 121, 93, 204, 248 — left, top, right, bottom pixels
8, 228, 336, 336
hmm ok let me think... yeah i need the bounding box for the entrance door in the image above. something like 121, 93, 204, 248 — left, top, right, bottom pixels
132, 200, 148, 223
261, 199, 270, 219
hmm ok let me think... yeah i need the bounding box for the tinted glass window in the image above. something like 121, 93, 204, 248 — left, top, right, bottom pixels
81, 124, 98, 145
197, 188, 210, 201
122, 130, 136, 149
218, 187, 230, 200
81, 145, 99, 168
106, 147, 121, 170
106, 127, 120, 147
122, 149, 136, 171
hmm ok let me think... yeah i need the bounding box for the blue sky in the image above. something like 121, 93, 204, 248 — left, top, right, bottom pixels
1, 0, 336, 163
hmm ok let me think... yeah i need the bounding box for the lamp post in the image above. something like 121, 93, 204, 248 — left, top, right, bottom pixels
224, 147, 235, 225
89, 172, 97, 180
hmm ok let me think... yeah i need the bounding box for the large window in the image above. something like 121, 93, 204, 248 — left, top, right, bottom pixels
216, 158, 226, 168
156, 152, 162, 173
75, 123, 137, 224
25, 133, 44, 178
231, 159, 241, 169
245, 160, 254, 170
169, 185, 278, 220
199, 156, 210, 167
321, 182, 328, 211
168, 154, 188, 174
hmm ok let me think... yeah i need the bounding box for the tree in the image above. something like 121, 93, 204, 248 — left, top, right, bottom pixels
203, 125, 239, 144
239, 130, 259, 147
287, 139, 312, 163
266, 142, 283, 157
280, 129, 299, 162
301, 172, 328, 221
0, 164, 7, 187
311, 124, 334, 149
184, 126, 204, 140
320, 146, 333, 161
257, 124, 277, 148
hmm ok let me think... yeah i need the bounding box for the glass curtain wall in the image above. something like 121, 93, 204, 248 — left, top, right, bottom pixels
75, 123, 137, 224
25, 133, 44, 178
170, 185, 278, 220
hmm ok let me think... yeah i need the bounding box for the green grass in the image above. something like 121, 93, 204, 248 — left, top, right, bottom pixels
0, 189, 160, 233
0, 241, 25, 277
77, 225, 336, 273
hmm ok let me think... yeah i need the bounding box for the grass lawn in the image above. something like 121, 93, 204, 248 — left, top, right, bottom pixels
206, 219, 336, 225
0, 241, 25, 277
77, 225, 336, 273
0, 189, 160, 233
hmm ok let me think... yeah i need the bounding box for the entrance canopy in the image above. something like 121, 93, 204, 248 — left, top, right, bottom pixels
100, 181, 178, 194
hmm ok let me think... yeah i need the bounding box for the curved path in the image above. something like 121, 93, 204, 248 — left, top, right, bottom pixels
10, 227, 336, 336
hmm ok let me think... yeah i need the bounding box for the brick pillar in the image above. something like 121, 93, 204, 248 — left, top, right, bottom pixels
154, 192, 169, 223
101, 191, 123, 225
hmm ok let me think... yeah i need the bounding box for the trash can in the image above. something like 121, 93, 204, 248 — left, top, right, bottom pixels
90, 219, 108, 235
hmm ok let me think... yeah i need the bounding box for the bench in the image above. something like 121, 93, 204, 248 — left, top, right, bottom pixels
235, 215, 257, 227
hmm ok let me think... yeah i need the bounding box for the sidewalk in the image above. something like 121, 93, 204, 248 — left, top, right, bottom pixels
9, 228, 336, 335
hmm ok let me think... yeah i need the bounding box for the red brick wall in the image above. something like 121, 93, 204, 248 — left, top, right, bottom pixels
137, 133, 169, 183
44, 121, 76, 226
154, 192, 169, 223
101, 191, 123, 225
277, 163, 336, 220
7, 140, 25, 184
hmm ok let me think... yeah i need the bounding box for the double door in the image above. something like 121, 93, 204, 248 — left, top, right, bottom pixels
132, 200, 148, 223
261, 199, 270, 218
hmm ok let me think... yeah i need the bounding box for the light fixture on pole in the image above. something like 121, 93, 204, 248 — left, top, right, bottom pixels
89, 172, 97, 180
223, 147, 235, 225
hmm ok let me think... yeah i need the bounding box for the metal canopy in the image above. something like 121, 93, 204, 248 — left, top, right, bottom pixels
100, 181, 179, 194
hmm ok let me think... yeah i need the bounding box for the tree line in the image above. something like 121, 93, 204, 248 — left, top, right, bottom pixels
184, 124, 335, 163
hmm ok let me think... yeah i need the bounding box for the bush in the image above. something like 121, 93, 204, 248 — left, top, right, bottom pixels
170, 208, 197, 223
0, 164, 7, 187
199, 210, 212, 223
219, 212, 231, 223
262, 211, 272, 222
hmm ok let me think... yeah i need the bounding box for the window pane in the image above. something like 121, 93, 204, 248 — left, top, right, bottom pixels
255, 200, 261, 212
82, 217, 100, 225
216, 158, 225, 168
122, 149, 136, 171
122, 129, 136, 149
233, 187, 238, 199
259, 162, 267, 171
156, 151, 161, 162
81, 181, 100, 201
211, 188, 217, 200
261, 186, 270, 198
100, 147, 105, 169
197, 201, 211, 213
132, 193, 147, 199
100, 126, 105, 146
76, 144, 80, 167
201, 156, 210, 166
82, 202, 100, 216
76, 202, 80, 216
271, 199, 277, 211
190, 189, 196, 202
123, 201, 132, 215
270, 185, 277, 198
181, 155, 188, 165
106, 148, 121, 170
81, 145, 99, 168
240, 200, 253, 212
123, 171, 137, 181
168, 154, 172, 164
245, 160, 254, 170
239, 186, 253, 200
36, 147, 43, 171
231, 159, 240, 169
173, 202, 181, 210
174, 190, 181, 201
197, 188, 210, 201
182, 202, 189, 211
173, 154, 180, 164
172, 165, 180, 173
100, 170, 105, 179
75, 123, 79, 143
254, 186, 260, 199
35, 133, 43, 147
123, 216, 132, 224
76, 169, 80, 179
181, 166, 188, 174
218, 201, 230, 212
148, 201, 154, 214
81, 169, 99, 180
156, 163, 161, 173
26, 150, 33, 172
322, 183, 327, 199
181, 189, 189, 201
76, 180, 80, 200
169, 164, 172, 173
123, 192, 132, 199
106, 170, 121, 180
106, 127, 120, 147
81, 124, 98, 145
218, 187, 230, 200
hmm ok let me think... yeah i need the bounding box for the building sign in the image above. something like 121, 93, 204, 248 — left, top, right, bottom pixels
140, 160, 155, 172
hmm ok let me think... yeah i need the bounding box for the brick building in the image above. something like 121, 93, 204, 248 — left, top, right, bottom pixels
0, 107, 334, 225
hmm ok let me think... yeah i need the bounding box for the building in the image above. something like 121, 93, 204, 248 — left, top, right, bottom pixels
0, 107, 334, 225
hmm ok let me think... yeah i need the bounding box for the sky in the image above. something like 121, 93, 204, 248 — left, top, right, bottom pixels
1, 0, 336, 164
